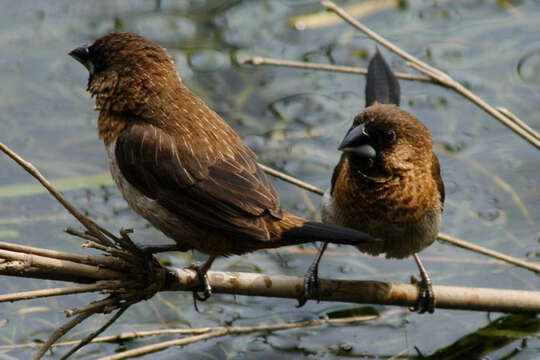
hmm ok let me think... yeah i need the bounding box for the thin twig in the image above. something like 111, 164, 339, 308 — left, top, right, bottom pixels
33, 310, 96, 360
0, 141, 116, 247
321, 1, 540, 148
496, 107, 540, 142
242, 56, 433, 82
118, 228, 146, 258
437, 233, 540, 274
258, 163, 540, 273
99, 330, 227, 360
243, 57, 540, 146
59, 305, 130, 360
64, 295, 132, 317
98, 312, 386, 360
0, 281, 124, 303
0, 310, 402, 355
0, 328, 215, 349
258, 163, 324, 195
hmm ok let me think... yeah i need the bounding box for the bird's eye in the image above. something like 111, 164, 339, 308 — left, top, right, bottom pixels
385, 129, 397, 143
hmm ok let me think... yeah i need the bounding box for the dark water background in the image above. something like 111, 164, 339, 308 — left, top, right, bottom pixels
0, 0, 538, 359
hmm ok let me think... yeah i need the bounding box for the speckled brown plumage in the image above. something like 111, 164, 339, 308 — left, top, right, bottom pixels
70, 32, 378, 261
325, 103, 444, 258
304, 50, 444, 312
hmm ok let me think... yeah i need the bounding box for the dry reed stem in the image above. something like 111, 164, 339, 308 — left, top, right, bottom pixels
32, 310, 96, 360
258, 163, 324, 195
321, 1, 540, 148
98, 312, 387, 360
0, 141, 117, 247
437, 233, 540, 273
1, 310, 404, 359
59, 305, 130, 360
0, 281, 124, 303
0, 240, 130, 271
3, 241, 538, 313
242, 57, 433, 82
164, 268, 540, 313
0, 248, 123, 280
496, 107, 540, 142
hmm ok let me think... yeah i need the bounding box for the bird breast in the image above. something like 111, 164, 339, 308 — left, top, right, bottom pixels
321, 186, 441, 259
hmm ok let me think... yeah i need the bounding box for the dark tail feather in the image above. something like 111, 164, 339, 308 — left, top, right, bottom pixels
281, 221, 379, 246
365, 48, 400, 107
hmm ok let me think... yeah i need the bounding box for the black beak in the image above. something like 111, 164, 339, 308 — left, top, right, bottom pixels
338, 123, 376, 158
68, 44, 94, 75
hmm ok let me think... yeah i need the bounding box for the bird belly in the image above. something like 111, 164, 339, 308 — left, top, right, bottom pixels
321, 188, 441, 259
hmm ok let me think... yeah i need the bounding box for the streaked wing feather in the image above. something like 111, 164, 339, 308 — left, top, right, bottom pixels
115, 122, 281, 241
431, 153, 445, 208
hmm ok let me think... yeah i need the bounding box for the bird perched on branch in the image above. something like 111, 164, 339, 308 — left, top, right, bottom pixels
299, 49, 444, 313
69, 32, 379, 303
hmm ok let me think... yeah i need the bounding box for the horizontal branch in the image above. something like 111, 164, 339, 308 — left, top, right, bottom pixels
164, 268, 540, 313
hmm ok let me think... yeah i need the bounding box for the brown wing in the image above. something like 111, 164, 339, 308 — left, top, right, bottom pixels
431, 153, 445, 208
114, 121, 282, 242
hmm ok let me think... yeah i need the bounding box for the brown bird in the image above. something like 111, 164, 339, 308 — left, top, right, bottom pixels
68, 32, 380, 301
300, 50, 444, 313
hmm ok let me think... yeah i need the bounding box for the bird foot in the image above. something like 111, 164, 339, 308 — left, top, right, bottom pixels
410, 275, 435, 314
187, 262, 212, 312
297, 264, 321, 307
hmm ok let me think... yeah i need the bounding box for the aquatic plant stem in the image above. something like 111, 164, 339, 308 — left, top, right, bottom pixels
98, 311, 388, 360
0, 141, 117, 247
321, 0, 540, 148
242, 56, 433, 82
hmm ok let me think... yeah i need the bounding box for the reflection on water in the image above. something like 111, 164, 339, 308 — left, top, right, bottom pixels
0, 1, 538, 359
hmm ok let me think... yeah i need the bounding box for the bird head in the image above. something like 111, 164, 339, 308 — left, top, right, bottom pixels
69, 32, 178, 114
339, 103, 433, 179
